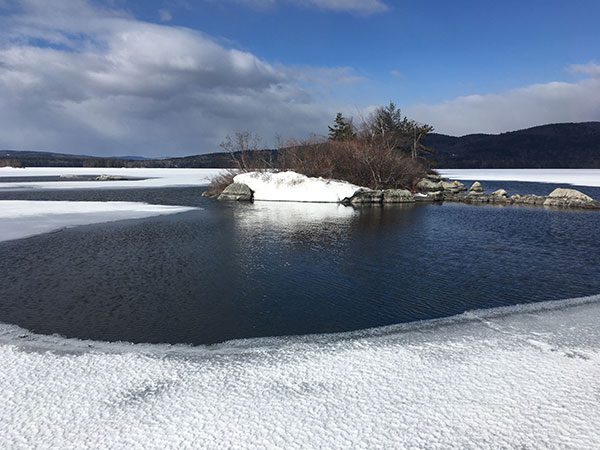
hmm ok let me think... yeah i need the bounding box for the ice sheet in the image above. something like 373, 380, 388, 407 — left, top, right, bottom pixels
439, 168, 600, 187
0, 167, 226, 190
1, 295, 599, 449
0, 200, 196, 241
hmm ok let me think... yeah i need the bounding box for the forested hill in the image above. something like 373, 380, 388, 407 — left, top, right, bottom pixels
2, 122, 600, 169
425, 122, 600, 168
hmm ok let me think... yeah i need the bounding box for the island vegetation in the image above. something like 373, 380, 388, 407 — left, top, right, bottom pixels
207, 102, 436, 196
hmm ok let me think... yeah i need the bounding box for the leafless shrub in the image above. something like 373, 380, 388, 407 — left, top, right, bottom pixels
278, 135, 429, 190
203, 170, 236, 198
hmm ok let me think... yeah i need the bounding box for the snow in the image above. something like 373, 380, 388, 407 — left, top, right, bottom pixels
439, 168, 600, 188
0, 295, 599, 448
0, 167, 226, 190
234, 171, 364, 203
0, 200, 195, 241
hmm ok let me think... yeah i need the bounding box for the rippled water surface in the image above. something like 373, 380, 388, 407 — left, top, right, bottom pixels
1, 182, 600, 345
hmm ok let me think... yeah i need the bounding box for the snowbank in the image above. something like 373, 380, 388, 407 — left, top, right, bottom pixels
1, 295, 600, 448
0, 200, 195, 241
234, 171, 364, 203
439, 168, 600, 188
0, 167, 226, 190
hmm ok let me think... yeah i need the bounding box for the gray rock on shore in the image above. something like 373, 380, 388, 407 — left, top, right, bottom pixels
416, 174, 466, 194
511, 194, 546, 206
218, 183, 254, 201
346, 188, 416, 205
543, 188, 600, 209
349, 189, 384, 204
469, 181, 484, 193
383, 189, 415, 203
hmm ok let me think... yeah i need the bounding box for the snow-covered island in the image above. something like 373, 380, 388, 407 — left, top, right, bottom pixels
213, 170, 600, 210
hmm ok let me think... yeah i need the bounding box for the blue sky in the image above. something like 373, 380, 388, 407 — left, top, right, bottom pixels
0, 0, 599, 156
134, 0, 600, 102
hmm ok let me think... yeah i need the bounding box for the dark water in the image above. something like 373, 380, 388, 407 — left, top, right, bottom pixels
1, 182, 600, 345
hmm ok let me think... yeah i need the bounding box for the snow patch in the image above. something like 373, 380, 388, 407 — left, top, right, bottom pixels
0, 295, 600, 448
0, 200, 195, 241
233, 171, 364, 203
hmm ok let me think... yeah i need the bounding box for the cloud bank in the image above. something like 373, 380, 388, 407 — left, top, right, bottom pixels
406, 71, 600, 136
0, 0, 346, 156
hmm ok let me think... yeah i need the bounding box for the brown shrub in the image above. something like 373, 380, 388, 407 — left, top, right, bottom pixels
208, 130, 432, 195
203, 170, 236, 198
278, 137, 429, 190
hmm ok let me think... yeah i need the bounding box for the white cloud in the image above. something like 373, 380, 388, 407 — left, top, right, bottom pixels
568, 62, 600, 77
0, 0, 350, 156
405, 76, 600, 136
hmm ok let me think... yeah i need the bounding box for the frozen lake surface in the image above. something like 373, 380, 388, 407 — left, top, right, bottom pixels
0, 167, 599, 448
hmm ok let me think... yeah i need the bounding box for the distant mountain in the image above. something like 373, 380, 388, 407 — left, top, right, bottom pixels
2, 122, 600, 169
425, 122, 600, 168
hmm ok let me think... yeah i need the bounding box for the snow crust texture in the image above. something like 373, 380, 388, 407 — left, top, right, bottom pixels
1, 296, 600, 449
0, 167, 225, 190
439, 168, 600, 188
0, 200, 195, 241
234, 171, 364, 202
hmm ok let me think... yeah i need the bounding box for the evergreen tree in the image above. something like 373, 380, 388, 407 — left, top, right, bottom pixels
328, 113, 356, 141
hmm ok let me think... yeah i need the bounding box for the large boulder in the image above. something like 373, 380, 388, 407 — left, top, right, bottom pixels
441, 180, 467, 193
469, 181, 484, 193
383, 189, 415, 203
543, 188, 600, 209
492, 189, 508, 198
218, 183, 254, 201
415, 178, 443, 192
346, 189, 384, 205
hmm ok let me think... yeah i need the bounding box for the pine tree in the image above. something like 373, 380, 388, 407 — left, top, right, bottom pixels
328, 113, 356, 141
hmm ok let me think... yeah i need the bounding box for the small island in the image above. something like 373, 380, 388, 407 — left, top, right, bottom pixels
206, 104, 600, 210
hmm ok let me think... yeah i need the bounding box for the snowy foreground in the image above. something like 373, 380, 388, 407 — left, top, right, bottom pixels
1, 296, 600, 448
0, 201, 195, 242
234, 171, 364, 202
439, 168, 600, 188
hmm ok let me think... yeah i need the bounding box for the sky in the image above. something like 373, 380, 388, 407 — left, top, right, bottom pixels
0, 0, 599, 157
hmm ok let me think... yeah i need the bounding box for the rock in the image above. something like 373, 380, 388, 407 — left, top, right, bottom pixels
511, 194, 546, 206
440, 180, 467, 193
464, 194, 490, 203
469, 181, 484, 193
217, 183, 254, 201
492, 189, 508, 198
383, 189, 415, 203
347, 189, 384, 205
543, 188, 600, 209
95, 174, 128, 181
414, 191, 444, 202
425, 173, 443, 181
415, 178, 443, 192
